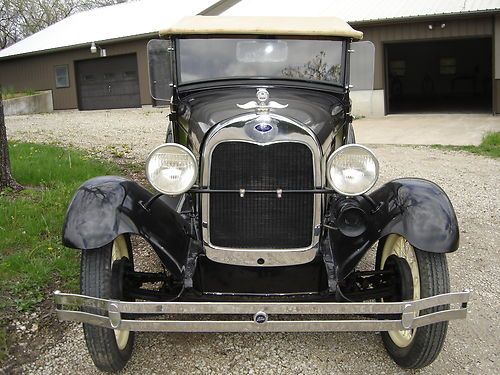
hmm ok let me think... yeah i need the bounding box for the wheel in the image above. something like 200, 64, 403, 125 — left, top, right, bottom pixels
81, 235, 135, 372
376, 234, 450, 369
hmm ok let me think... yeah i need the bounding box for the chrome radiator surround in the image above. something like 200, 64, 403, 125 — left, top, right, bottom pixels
54, 290, 470, 333
200, 113, 323, 267
204, 245, 319, 267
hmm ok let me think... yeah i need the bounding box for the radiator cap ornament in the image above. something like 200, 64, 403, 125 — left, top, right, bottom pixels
256, 88, 270, 103
237, 88, 288, 112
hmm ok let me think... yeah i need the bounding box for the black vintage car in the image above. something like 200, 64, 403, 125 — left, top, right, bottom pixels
55, 16, 469, 372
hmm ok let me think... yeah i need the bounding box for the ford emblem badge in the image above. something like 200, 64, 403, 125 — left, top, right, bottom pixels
255, 123, 273, 133
254, 311, 268, 324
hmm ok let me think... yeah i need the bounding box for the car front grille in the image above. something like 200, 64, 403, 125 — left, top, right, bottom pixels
209, 141, 314, 249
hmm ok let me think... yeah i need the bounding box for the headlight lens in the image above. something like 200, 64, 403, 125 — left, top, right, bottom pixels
146, 144, 198, 195
326, 144, 379, 196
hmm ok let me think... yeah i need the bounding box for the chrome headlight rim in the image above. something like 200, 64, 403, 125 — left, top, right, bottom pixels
145, 143, 198, 195
326, 144, 379, 196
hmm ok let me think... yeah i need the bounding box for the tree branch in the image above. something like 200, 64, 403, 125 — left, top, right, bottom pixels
1, 0, 129, 49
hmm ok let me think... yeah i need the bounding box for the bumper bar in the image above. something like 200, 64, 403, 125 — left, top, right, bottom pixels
54, 290, 470, 333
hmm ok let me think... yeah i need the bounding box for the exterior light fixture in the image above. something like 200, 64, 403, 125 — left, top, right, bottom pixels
428, 22, 446, 31
90, 41, 106, 57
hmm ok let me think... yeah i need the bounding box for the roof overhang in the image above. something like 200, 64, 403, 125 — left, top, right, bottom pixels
349, 9, 500, 27
160, 16, 363, 40
0, 32, 157, 62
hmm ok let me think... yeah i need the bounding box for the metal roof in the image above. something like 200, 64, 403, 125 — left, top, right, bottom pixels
0, 0, 219, 60
222, 0, 500, 23
161, 16, 363, 39
2, 0, 499, 60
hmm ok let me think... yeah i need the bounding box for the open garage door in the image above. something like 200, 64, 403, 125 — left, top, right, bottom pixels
76, 54, 141, 110
385, 38, 492, 113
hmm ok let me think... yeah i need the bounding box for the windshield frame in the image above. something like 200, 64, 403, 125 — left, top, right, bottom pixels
173, 35, 348, 89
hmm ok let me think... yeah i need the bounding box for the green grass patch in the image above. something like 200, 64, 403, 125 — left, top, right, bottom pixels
0, 142, 120, 359
1, 87, 37, 100
432, 132, 500, 158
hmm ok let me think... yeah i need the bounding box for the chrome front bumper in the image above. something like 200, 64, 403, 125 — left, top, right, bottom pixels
54, 290, 470, 333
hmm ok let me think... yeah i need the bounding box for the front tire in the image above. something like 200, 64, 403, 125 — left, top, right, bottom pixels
81, 235, 135, 372
376, 234, 450, 369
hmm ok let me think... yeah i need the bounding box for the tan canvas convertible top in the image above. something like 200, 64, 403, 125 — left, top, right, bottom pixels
160, 16, 363, 40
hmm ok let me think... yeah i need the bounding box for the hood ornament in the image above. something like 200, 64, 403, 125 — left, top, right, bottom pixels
237, 88, 288, 113
256, 88, 269, 103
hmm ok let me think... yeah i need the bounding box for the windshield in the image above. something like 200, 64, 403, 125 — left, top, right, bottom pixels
177, 38, 345, 85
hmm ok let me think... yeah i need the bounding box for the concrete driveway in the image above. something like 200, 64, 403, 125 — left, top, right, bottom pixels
354, 114, 500, 146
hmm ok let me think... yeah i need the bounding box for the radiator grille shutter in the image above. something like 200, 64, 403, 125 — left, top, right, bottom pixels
209, 142, 314, 248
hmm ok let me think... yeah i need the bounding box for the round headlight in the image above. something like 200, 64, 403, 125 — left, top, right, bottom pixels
326, 144, 379, 196
146, 144, 198, 195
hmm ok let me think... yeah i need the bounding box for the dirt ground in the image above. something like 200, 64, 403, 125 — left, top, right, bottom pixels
2, 109, 499, 374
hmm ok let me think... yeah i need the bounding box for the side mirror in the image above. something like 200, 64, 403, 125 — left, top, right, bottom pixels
349, 41, 375, 91
147, 39, 173, 103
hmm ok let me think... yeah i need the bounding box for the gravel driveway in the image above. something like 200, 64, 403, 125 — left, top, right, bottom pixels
5, 108, 170, 162
4, 109, 499, 374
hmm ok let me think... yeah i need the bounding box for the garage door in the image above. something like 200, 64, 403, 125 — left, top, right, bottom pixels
385, 38, 492, 114
76, 54, 141, 110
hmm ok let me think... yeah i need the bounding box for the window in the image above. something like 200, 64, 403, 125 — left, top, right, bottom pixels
440, 58, 456, 75
389, 60, 405, 77
123, 71, 137, 79
177, 38, 345, 85
55, 65, 69, 88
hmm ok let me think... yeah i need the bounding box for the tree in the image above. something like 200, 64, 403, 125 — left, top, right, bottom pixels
0, 0, 128, 49
282, 51, 342, 83
0, 86, 23, 190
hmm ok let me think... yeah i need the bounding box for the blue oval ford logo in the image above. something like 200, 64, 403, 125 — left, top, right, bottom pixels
255, 123, 273, 133
254, 311, 268, 324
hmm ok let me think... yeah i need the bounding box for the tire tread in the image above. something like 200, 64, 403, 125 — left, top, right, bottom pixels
81, 240, 134, 373
378, 237, 450, 369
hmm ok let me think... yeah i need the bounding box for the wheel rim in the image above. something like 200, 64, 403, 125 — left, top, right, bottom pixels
111, 235, 130, 350
381, 234, 420, 348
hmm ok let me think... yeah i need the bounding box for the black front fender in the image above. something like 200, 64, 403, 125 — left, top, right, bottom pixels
329, 178, 459, 279
372, 178, 459, 253
62, 176, 190, 277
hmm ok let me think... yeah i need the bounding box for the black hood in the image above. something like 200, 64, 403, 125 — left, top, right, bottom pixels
177, 86, 347, 153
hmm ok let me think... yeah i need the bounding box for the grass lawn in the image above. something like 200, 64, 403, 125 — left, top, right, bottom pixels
1, 88, 37, 100
0, 142, 120, 360
433, 132, 500, 158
